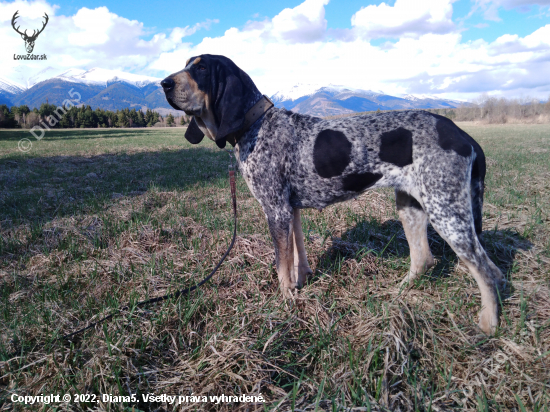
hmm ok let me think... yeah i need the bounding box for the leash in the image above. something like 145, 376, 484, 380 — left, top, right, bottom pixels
6, 164, 238, 359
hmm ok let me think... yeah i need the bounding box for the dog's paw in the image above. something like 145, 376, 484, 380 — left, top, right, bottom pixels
399, 271, 418, 288
295, 265, 312, 289
281, 283, 298, 298
478, 307, 498, 336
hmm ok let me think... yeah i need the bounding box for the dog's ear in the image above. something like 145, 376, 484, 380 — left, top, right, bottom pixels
184, 117, 205, 144
209, 56, 259, 148
213, 73, 244, 148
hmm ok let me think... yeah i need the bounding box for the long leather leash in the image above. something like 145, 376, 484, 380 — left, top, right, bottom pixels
5, 167, 238, 359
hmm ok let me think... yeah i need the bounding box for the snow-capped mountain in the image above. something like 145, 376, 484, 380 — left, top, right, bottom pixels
271, 83, 385, 104
0, 77, 26, 106
270, 85, 469, 116
2, 67, 168, 112
402, 94, 466, 106
24, 67, 161, 89
271, 83, 325, 102
55, 67, 161, 88
402, 94, 424, 101
0, 77, 26, 95
2, 67, 470, 116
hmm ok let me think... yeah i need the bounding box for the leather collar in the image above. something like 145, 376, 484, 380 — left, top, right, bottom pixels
225, 95, 274, 146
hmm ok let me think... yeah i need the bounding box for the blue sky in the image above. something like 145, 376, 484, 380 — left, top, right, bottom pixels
1, 0, 549, 100
45, 0, 549, 43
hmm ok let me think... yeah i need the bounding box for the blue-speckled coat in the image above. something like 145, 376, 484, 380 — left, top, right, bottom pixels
161, 54, 505, 335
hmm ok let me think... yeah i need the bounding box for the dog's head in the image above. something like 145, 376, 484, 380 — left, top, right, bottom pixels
160, 54, 260, 148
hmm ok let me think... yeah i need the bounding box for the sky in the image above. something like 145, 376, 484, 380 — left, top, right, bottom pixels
1, 0, 549, 101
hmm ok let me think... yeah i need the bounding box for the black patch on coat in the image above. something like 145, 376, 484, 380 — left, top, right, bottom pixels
395, 190, 423, 211
379, 127, 413, 167
343, 172, 383, 192
429, 112, 486, 180
434, 116, 472, 157
409, 196, 423, 210
313, 130, 352, 178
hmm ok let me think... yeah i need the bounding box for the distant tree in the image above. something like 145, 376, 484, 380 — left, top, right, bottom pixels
0, 105, 17, 128
136, 110, 145, 127
26, 112, 41, 128
60, 111, 71, 128
14, 105, 30, 128
166, 113, 175, 126
128, 108, 138, 127
117, 110, 129, 128
144, 109, 153, 126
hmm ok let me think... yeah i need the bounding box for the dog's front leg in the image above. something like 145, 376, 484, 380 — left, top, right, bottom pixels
267, 210, 296, 298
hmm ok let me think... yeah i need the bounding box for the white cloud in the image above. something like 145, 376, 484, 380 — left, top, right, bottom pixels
1, 0, 549, 101
0, 0, 216, 86
271, 0, 329, 43
351, 0, 456, 38
472, 0, 550, 21
151, 0, 550, 100
69, 7, 116, 46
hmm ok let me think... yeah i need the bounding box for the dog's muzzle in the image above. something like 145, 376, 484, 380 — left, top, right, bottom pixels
160, 78, 181, 110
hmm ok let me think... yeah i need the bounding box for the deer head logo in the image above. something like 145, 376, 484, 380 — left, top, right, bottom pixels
12, 11, 49, 54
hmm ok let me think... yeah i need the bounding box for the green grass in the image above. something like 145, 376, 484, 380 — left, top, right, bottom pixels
0, 124, 549, 411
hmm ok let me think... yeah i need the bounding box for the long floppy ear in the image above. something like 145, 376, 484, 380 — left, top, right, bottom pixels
209, 56, 260, 149
213, 74, 245, 148
184, 117, 205, 144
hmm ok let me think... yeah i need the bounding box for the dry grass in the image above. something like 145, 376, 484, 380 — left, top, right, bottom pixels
0, 125, 549, 411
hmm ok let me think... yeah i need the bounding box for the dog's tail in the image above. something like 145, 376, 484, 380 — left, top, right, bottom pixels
470, 147, 486, 241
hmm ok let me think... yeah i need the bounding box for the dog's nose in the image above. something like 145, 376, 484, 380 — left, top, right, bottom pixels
161, 78, 175, 90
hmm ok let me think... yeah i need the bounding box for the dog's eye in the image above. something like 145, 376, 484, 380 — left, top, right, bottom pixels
198, 65, 206, 71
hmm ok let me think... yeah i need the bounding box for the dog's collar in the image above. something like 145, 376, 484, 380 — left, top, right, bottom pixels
225, 95, 274, 146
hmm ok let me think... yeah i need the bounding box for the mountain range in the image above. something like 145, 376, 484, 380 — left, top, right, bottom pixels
0, 67, 469, 117
271, 84, 468, 117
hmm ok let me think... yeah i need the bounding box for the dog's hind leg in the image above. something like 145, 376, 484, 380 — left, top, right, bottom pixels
265, 206, 297, 298
293, 209, 312, 288
396, 190, 435, 287
420, 181, 504, 335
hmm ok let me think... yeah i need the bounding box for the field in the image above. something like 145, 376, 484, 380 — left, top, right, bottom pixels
0, 123, 549, 411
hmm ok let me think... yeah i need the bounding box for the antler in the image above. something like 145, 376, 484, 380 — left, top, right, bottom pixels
11, 11, 27, 37
33, 13, 49, 38
11, 11, 49, 40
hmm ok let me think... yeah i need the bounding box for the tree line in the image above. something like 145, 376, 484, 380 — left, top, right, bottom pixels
427, 94, 550, 123
3, 94, 549, 129
0, 103, 190, 129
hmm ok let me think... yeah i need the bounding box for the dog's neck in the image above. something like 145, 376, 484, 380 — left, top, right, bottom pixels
225, 95, 274, 146
195, 89, 266, 146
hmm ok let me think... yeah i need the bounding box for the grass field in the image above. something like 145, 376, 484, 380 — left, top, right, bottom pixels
0, 123, 549, 411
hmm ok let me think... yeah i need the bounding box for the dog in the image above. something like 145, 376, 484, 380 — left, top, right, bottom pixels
161, 54, 505, 335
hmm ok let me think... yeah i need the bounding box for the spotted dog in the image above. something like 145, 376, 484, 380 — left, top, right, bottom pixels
161, 54, 505, 335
